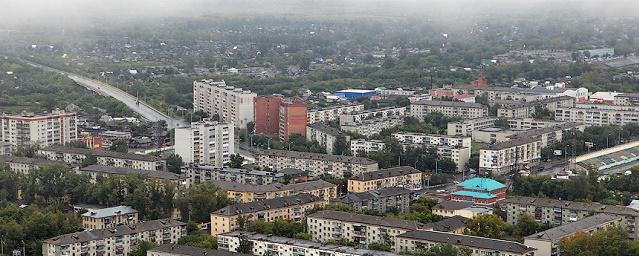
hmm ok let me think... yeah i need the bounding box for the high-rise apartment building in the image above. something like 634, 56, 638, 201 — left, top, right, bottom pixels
192, 80, 257, 128
175, 120, 234, 168
279, 98, 307, 140
254, 95, 283, 136
1, 109, 77, 150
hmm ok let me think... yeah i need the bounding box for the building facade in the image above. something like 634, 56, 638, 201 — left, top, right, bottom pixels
253, 95, 283, 136
1, 109, 77, 150
38, 146, 167, 171
393, 132, 471, 172
341, 117, 404, 137
339, 107, 407, 126
348, 166, 422, 192
332, 187, 413, 213
555, 104, 639, 126
449, 177, 507, 205
0, 156, 67, 175
410, 100, 488, 119
192, 80, 257, 128
254, 149, 379, 179
213, 180, 337, 203
180, 166, 288, 188
350, 139, 386, 156
306, 104, 364, 124
79, 165, 181, 184
81, 206, 138, 230
479, 138, 542, 175
447, 117, 498, 137
279, 98, 307, 140
306, 123, 348, 155
395, 230, 536, 256
174, 120, 234, 168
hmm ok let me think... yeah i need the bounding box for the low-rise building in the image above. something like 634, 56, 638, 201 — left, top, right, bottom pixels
504, 196, 639, 239
218, 231, 396, 256
0, 156, 68, 174
38, 146, 167, 171
479, 138, 542, 175
431, 200, 493, 219
210, 194, 327, 236
180, 166, 290, 188
524, 213, 624, 256
148, 244, 249, 256
42, 219, 186, 256
213, 180, 337, 203
507, 118, 563, 130
350, 139, 386, 156
79, 165, 181, 184
308, 210, 423, 247
447, 117, 498, 136
332, 187, 413, 213
81, 206, 138, 230
255, 149, 379, 179
306, 123, 349, 155
422, 216, 468, 234
348, 166, 422, 192
497, 96, 574, 119
341, 117, 404, 137
410, 100, 488, 119
395, 230, 536, 256
393, 132, 471, 172
449, 177, 507, 205
339, 106, 406, 126
306, 104, 365, 124
555, 104, 639, 125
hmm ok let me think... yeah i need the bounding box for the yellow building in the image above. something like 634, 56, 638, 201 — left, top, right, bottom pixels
81, 205, 138, 230
348, 166, 422, 193
210, 193, 327, 236
214, 180, 337, 203
431, 200, 493, 219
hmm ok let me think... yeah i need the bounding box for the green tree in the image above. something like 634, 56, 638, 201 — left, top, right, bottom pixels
166, 153, 184, 174
237, 235, 253, 254
178, 234, 218, 249
557, 227, 639, 256
414, 244, 471, 256
464, 214, 506, 239
229, 154, 245, 168
129, 241, 158, 256
512, 213, 540, 239
332, 136, 348, 155
81, 153, 98, 167
109, 139, 129, 153
14, 144, 40, 158
176, 182, 231, 222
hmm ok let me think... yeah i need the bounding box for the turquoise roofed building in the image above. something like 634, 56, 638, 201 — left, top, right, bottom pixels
450, 177, 506, 205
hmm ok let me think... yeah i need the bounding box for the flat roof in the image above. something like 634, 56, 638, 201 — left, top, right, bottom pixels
336, 89, 376, 93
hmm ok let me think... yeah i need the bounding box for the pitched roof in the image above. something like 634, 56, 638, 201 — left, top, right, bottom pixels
256, 149, 377, 165
40, 146, 164, 162
333, 187, 412, 205
397, 230, 536, 254
504, 196, 639, 216
44, 219, 185, 245
350, 166, 420, 181
81, 205, 137, 218
458, 178, 506, 191
283, 180, 336, 193
213, 194, 323, 216
526, 213, 621, 242
81, 165, 180, 180
432, 200, 474, 211
424, 216, 468, 232
149, 244, 251, 256
213, 180, 286, 193
412, 100, 487, 109
308, 210, 423, 230
0, 156, 67, 166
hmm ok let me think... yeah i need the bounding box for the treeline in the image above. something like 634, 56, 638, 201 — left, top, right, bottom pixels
541, 124, 639, 161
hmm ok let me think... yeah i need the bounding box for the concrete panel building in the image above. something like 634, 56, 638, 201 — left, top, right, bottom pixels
255, 149, 379, 179
350, 139, 386, 156
447, 117, 498, 136
279, 98, 307, 140
174, 120, 234, 168
38, 146, 167, 171
479, 138, 542, 175
192, 80, 257, 128
307, 104, 364, 124
1, 109, 77, 151
348, 166, 422, 192
395, 230, 536, 256
410, 100, 488, 119
332, 187, 413, 213
81, 205, 138, 230
306, 123, 349, 155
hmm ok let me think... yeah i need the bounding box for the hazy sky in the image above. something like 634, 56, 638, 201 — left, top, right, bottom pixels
1, 0, 638, 29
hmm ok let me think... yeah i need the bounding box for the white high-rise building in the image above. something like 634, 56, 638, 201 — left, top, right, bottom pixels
1, 109, 77, 151
175, 120, 234, 168
192, 80, 257, 128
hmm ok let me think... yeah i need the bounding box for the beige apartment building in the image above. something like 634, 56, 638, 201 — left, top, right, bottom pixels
255, 149, 379, 179
307, 210, 423, 248
496, 96, 575, 119
393, 132, 471, 172
447, 117, 498, 136
1, 109, 78, 151
192, 80, 257, 128
174, 120, 234, 168
42, 219, 186, 256
431, 200, 493, 219
504, 196, 639, 239
210, 193, 327, 236
479, 137, 542, 175
148, 244, 247, 256
395, 230, 536, 256
306, 104, 365, 124
350, 139, 386, 156
213, 180, 337, 203
81, 206, 138, 230
306, 123, 349, 155
410, 100, 488, 119
348, 166, 422, 192
38, 146, 167, 171
338, 106, 406, 126
555, 104, 639, 126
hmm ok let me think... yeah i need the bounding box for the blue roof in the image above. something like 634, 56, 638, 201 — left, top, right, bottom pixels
458, 178, 505, 191
451, 191, 496, 199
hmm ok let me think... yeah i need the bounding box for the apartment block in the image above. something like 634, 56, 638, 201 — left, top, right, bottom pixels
431, 201, 493, 219
81, 206, 138, 230
473, 122, 585, 147
395, 230, 536, 256
504, 196, 639, 239
174, 120, 234, 168
181, 165, 287, 188
496, 96, 575, 119
332, 187, 413, 213
555, 104, 639, 125
217, 232, 396, 256
410, 100, 488, 119
42, 219, 186, 256
348, 166, 422, 192
279, 98, 307, 140
0, 156, 67, 175
447, 117, 498, 136
1, 109, 77, 150
210, 194, 327, 236
192, 80, 257, 128
479, 87, 563, 104
38, 146, 167, 171
507, 118, 563, 130
339, 106, 406, 126
306, 123, 349, 155
213, 180, 337, 203
255, 149, 379, 179
393, 132, 471, 172
306, 104, 364, 124
79, 165, 182, 184
350, 139, 386, 156
479, 138, 542, 175
148, 244, 249, 256
308, 210, 423, 247
341, 116, 404, 136
253, 95, 283, 136
614, 93, 639, 106
524, 213, 624, 256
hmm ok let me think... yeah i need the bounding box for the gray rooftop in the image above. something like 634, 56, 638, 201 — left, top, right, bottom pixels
397, 230, 536, 254
526, 213, 621, 242
213, 180, 286, 193
213, 194, 323, 216
432, 200, 474, 211
81, 205, 137, 218
283, 180, 336, 193
0, 156, 67, 166
149, 244, 251, 256
424, 216, 468, 233
219, 231, 398, 256
44, 219, 185, 245
486, 137, 539, 150
504, 196, 639, 216
308, 210, 423, 230
40, 146, 164, 162
307, 123, 345, 137
257, 149, 377, 165
81, 165, 180, 181
333, 187, 412, 205
412, 100, 487, 109
350, 166, 420, 181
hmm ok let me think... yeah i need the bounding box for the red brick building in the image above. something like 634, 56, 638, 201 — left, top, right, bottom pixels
279, 98, 307, 140
254, 95, 283, 136
449, 177, 506, 205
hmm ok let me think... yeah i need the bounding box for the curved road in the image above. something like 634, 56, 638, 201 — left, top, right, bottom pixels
21, 60, 186, 129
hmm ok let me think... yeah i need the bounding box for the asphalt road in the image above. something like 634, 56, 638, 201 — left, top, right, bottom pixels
21, 59, 186, 129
